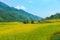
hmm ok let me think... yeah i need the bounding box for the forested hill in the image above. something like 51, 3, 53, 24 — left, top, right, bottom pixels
0, 2, 42, 22
45, 13, 60, 20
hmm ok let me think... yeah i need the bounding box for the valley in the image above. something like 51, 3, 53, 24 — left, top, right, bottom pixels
0, 1, 60, 40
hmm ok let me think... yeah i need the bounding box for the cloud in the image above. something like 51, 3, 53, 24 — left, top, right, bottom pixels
15, 5, 26, 10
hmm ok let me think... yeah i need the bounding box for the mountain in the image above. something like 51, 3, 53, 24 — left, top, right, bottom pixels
0, 2, 42, 22
45, 13, 60, 20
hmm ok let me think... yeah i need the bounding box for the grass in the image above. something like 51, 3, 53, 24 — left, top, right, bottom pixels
50, 32, 60, 40
0, 20, 60, 40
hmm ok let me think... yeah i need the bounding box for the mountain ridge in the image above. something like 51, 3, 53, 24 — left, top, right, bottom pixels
0, 1, 42, 22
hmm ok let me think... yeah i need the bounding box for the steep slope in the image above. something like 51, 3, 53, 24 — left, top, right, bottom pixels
0, 2, 42, 22
18, 9, 42, 20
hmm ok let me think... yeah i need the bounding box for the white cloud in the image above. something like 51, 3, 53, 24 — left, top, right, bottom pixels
15, 5, 26, 10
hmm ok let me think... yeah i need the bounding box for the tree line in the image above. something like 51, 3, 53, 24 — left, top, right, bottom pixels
23, 13, 60, 24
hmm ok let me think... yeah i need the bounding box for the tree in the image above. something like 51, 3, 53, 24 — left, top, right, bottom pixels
23, 20, 29, 24
31, 21, 34, 24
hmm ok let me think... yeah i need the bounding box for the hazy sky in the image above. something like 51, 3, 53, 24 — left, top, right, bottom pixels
0, 0, 60, 18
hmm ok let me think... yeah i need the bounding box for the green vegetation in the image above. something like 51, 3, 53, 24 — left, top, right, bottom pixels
0, 1, 60, 40
0, 2, 42, 22
0, 21, 60, 40
50, 32, 60, 40
45, 13, 60, 20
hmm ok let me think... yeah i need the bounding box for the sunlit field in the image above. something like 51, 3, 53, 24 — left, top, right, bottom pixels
0, 0, 60, 40
0, 20, 60, 40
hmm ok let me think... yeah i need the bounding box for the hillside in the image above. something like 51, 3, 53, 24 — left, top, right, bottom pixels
45, 13, 60, 20
0, 2, 42, 22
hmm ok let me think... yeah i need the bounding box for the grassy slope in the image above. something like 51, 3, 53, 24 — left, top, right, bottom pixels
0, 22, 60, 40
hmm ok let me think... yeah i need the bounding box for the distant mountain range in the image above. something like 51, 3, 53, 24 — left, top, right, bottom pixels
0, 2, 42, 22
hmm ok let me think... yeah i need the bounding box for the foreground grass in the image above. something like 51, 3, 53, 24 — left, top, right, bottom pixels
0, 22, 60, 40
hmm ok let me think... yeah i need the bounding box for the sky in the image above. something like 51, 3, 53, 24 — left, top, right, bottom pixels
0, 0, 60, 18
